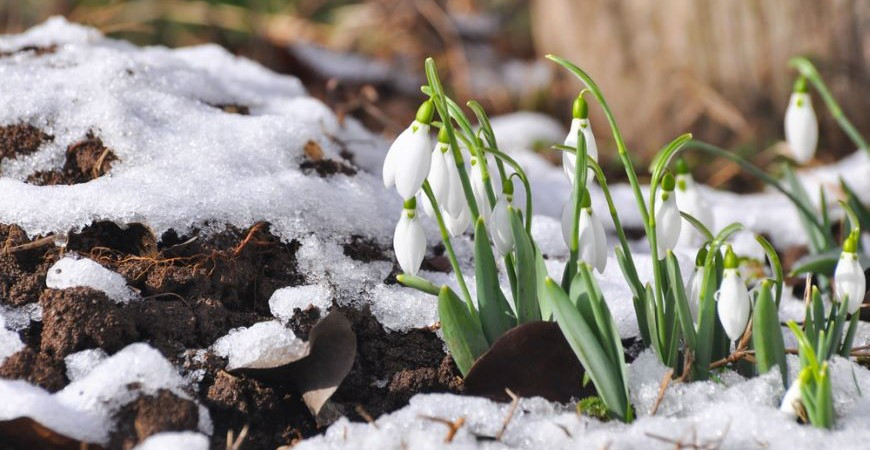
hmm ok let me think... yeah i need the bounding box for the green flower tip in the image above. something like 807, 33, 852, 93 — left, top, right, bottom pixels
661, 172, 676, 192
403, 197, 417, 210
675, 158, 689, 175
396, 273, 407, 284
438, 285, 450, 296
695, 246, 709, 267
416, 100, 435, 125
843, 235, 858, 253
503, 178, 515, 196
572, 94, 589, 119
793, 76, 808, 94
579, 188, 591, 208
724, 246, 738, 269
437, 125, 449, 143
577, 396, 610, 421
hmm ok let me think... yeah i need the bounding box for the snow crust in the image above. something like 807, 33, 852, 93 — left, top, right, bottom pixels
212, 320, 308, 370
46, 256, 138, 303
64, 348, 108, 382
0, 316, 24, 365
269, 284, 334, 320
133, 431, 209, 450
299, 351, 870, 449
0, 343, 212, 444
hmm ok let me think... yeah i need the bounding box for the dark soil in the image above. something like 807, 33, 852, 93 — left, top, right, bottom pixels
0, 45, 57, 59
0, 123, 53, 161
27, 132, 118, 185
0, 220, 458, 449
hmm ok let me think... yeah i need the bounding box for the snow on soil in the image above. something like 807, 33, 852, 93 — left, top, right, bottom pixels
0, 18, 869, 449
46, 256, 139, 303
212, 320, 308, 370
0, 343, 212, 445
299, 352, 870, 450
133, 431, 210, 450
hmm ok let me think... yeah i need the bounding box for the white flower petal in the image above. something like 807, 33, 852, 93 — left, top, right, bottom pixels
427, 144, 450, 205
490, 197, 514, 256
444, 156, 465, 217
590, 209, 608, 273
471, 162, 492, 221
561, 197, 574, 248
395, 123, 432, 199
563, 119, 598, 185
675, 175, 713, 246
383, 126, 413, 187
784, 92, 818, 164
686, 266, 704, 324
655, 194, 682, 259
779, 378, 803, 419
444, 204, 471, 237
834, 253, 866, 315
717, 269, 751, 341
394, 212, 426, 276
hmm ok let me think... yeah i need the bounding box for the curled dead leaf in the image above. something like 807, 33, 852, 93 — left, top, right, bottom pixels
0, 417, 103, 450
463, 321, 593, 403
231, 311, 356, 425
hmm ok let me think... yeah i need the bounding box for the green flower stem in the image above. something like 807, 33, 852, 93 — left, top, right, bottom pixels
468, 100, 510, 185
546, 55, 651, 231
686, 140, 831, 243
482, 146, 534, 232
421, 181, 476, 318
789, 57, 869, 156
425, 58, 481, 223
570, 128, 589, 255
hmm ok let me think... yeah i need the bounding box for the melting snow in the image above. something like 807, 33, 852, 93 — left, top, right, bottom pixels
212, 320, 308, 370
46, 256, 138, 303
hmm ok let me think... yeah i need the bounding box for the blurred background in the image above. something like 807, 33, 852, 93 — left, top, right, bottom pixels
2, 0, 869, 188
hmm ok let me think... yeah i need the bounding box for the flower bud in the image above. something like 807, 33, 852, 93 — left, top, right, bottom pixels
654, 173, 681, 259
834, 235, 866, 315
393, 198, 426, 276
784, 77, 818, 164
716, 247, 751, 341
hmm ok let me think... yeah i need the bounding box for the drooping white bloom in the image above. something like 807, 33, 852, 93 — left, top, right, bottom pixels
470, 157, 492, 221
779, 378, 803, 420
443, 203, 471, 237
562, 94, 598, 185
674, 160, 712, 246
442, 150, 466, 217
654, 174, 681, 259
383, 101, 435, 199
834, 236, 866, 315
490, 194, 515, 257
561, 192, 607, 273
427, 142, 450, 205
717, 248, 751, 341
393, 199, 426, 276
784, 82, 818, 164
563, 119, 599, 185
686, 264, 704, 324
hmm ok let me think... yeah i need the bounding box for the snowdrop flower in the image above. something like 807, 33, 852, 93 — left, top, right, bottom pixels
674, 159, 713, 246
562, 94, 598, 185
784, 77, 818, 164
443, 202, 471, 237
393, 198, 426, 276
561, 189, 607, 273
383, 100, 435, 199
490, 180, 516, 256
685, 247, 708, 324
470, 156, 492, 221
716, 247, 751, 341
654, 173, 681, 259
834, 235, 866, 315
779, 378, 803, 420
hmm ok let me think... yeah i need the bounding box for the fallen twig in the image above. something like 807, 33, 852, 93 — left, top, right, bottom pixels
419, 415, 465, 443
650, 368, 674, 416
496, 388, 519, 441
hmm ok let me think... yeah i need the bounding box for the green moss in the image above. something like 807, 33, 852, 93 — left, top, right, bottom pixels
576, 396, 610, 421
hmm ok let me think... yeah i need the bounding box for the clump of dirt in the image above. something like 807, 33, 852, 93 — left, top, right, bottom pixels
109, 389, 200, 449
343, 235, 390, 263
0, 347, 67, 392
28, 132, 118, 185
299, 139, 357, 177
0, 45, 57, 58
208, 103, 250, 115
0, 123, 53, 161
0, 218, 458, 449
39, 287, 139, 359
329, 306, 462, 421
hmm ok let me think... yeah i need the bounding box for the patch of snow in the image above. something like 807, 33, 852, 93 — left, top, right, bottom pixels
489, 112, 564, 154
0, 315, 24, 365
298, 352, 870, 449
0, 343, 211, 445
133, 431, 209, 450
46, 256, 138, 303
269, 284, 334, 320
0, 302, 42, 331
211, 320, 308, 370
64, 348, 108, 382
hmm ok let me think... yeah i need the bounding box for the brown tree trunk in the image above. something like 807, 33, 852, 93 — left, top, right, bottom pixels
531, 0, 870, 160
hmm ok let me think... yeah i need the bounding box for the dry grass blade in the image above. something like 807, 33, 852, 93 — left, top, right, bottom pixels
355, 405, 379, 429
418, 415, 466, 443
650, 368, 674, 416
496, 388, 520, 441
226, 424, 248, 450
